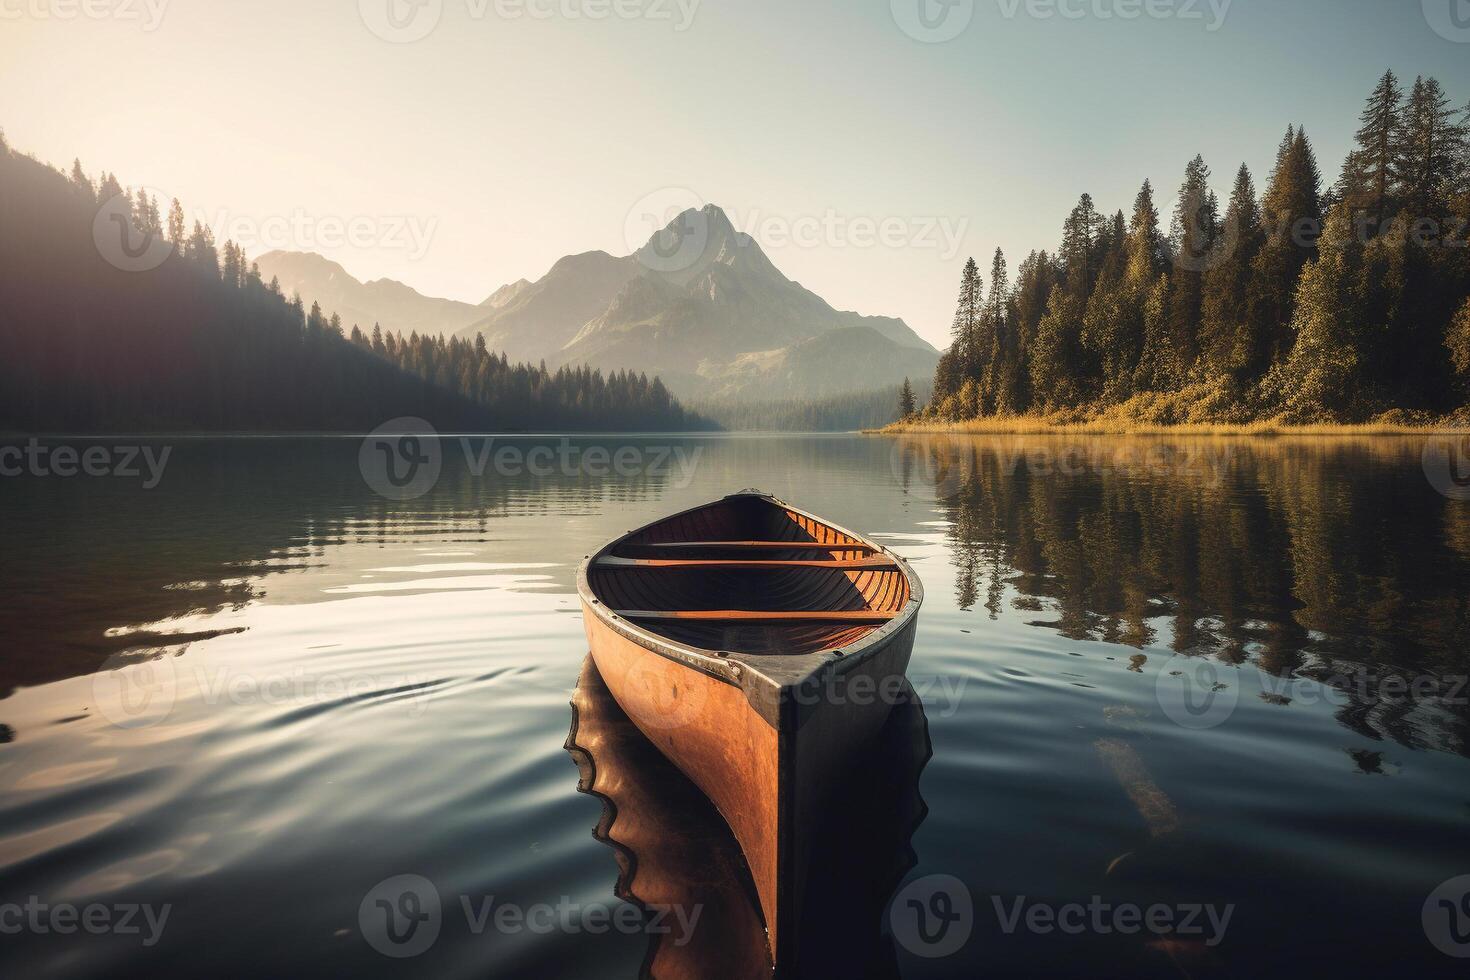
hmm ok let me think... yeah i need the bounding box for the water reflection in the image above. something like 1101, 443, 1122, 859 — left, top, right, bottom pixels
0, 436, 686, 695
566, 655, 931, 978
892, 433, 1470, 756
2, 433, 1467, 976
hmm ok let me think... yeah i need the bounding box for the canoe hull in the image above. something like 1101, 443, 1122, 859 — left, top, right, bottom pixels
582, 600, 918, 974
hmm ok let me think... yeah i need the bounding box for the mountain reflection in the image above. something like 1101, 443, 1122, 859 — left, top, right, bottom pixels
0, 436, 683, 695
895, 433, 1470, 755
566, 655, 931, 979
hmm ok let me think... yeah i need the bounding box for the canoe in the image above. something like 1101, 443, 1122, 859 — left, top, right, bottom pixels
566, 653, 933, 979
576, 491, 923, 973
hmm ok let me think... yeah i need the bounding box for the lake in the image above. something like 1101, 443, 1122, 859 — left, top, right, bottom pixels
1, 432, 1468, 977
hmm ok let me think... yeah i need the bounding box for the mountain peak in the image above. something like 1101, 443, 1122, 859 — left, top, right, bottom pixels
634, 201, 769, 283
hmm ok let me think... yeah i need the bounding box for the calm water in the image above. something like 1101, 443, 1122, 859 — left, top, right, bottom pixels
2, 433, 1469, 978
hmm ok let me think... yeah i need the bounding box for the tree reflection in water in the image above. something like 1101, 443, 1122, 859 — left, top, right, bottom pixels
895, 434, 1470, 756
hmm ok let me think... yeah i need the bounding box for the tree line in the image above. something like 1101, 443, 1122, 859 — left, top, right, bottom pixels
0, 134, 706, 433
923, 70, 1470, 425
692, 380, 932, 431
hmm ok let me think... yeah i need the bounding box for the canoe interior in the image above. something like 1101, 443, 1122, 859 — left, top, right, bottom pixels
588, 495, 910, 656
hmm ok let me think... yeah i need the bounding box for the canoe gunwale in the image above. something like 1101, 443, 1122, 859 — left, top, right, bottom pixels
576, 491, 925, 726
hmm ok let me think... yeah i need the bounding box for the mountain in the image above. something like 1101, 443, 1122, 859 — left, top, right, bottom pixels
694, 326, 943, 401
458, 205, 938, 400
481, 278, 531, 309
253, 250, 485, 337
0, 143, 705, 433
463, 250, 638, 364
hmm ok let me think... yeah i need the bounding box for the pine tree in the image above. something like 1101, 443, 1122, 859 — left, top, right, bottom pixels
946, 258, 983, 392
1269, 207, 1369, 421
1343, 70, 1404, 232
1166, 154, 1218, 374
97, 171, 122, 204
979, 248, 1011, 413
1398, 76, 1466, 225
1249, 126, 1322, 364
167, 199, 186, 250
899, 377, 916, 417
70, 159, 92, 198
186, 220, 218, 275
1200, 164, 1266, 377
1030, 285, 1085, 408
1060, 193, 1106, 301
1126, 181, 1167, 286
221, 239, 242, 288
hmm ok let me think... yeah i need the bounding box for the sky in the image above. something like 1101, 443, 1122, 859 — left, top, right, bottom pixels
2, 0, 1468, 348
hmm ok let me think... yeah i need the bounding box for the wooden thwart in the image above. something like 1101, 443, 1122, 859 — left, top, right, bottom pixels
633, 540, 875, 552
596, 556, 897, 571
615, 609, 897, 624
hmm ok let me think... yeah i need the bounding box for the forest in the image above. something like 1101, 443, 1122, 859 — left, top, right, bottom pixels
691, 380, 932, 431
920, 71, 1470, 427
0, 137, 706, 433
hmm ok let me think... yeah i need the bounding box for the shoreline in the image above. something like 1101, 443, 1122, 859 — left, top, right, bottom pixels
865, 419, 1468, 436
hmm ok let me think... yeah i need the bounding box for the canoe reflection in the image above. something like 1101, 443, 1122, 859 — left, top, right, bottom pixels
566, 654, 932, 979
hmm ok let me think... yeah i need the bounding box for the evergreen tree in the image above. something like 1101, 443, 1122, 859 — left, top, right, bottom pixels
1398, 76, 1466, 225
1030, 285, 1085, 408
899, 377, 916, 417
1342, 70, 1404, 232
70, 159, 92, 198
167, 199, 186, 250
943, 257, 983, 397
1249, 126, 1322, 364
1166, 154, 1218, 374
1060, 193, 1106, 300
979, 248, 1010, 411
1126, 180, 1168, 286
1269, 208, 1369, 420
97, 171, 123, 204
1200, 164, 1266, 377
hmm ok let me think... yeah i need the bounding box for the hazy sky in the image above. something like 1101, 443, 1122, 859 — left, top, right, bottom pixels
3, 0, 1468, 346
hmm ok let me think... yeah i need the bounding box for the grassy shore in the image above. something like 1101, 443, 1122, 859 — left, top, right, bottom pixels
867, 415, 1466, 436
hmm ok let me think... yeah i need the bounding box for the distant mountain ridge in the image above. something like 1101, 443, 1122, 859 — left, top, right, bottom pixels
256, 204, 938, 401
253, 250, 486, 338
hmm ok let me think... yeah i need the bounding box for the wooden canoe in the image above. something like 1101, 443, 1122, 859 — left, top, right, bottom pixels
576, 491, 923, 974
566, 654, 933, 979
